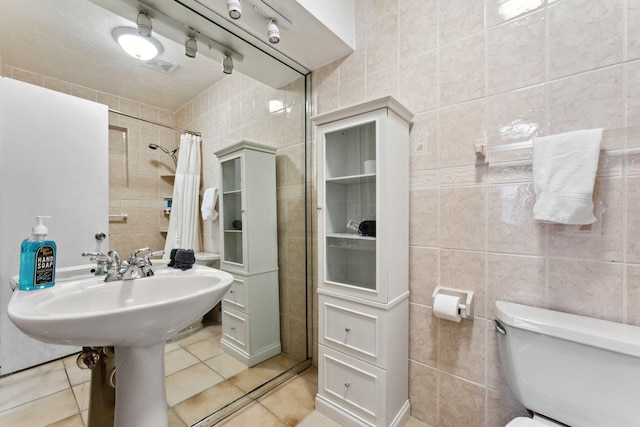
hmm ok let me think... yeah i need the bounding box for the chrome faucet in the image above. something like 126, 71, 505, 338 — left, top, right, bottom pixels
104, 250, 125, 282
123, 247, 150, 280
142, 250, 165, 276
127, 247, 151, 265
103, 248, 163, 282
81, 252, 110, 275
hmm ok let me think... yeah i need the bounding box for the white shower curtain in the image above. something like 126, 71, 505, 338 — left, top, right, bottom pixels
164, 133, 202, 256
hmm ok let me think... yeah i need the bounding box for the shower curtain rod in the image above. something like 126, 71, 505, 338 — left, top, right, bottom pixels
109, 108, 201, 136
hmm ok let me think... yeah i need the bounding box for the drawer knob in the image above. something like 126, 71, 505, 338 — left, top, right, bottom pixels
345, 328, 351, 333
230, 290, 235, 294
344, 382, 350, 388
230, 327, 236, 330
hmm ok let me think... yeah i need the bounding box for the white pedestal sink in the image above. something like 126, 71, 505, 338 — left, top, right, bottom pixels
8, 264, 233, 427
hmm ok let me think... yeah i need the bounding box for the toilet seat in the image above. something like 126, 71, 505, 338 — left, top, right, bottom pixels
506, 417, 563, 427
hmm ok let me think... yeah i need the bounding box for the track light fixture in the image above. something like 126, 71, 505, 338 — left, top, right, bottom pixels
227, 0, 241, 19
137, 12, 152, 37
267, 19, 280, 44
185, 37, 197, 58
222, 54, 233, 74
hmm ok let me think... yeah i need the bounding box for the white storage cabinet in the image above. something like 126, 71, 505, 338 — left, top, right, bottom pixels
313, 97, 413, 427
215, 141, 281, 367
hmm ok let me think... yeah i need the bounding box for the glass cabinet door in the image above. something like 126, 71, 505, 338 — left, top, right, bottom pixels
221, 156, 243, 265
323, 120, 377, 291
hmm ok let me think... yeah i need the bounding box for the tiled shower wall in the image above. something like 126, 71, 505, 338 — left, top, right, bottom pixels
312, 0, 640, 426
175, 72, 308, 360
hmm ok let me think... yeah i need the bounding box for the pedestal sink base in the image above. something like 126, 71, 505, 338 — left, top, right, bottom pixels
115, 343, 168, 427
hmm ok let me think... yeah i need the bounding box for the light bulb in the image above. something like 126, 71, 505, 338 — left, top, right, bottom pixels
267, 19, 280, 44
227, 0, 241, 19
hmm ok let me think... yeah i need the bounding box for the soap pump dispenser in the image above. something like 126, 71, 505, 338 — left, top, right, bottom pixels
18, 216, 57, 291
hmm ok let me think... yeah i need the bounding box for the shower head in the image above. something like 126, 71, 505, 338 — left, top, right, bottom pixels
148, 143, 178, 166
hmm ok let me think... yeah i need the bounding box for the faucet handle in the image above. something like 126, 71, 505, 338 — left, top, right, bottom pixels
82, 251, 107, 260
144, 250, 165, 265
128, 247, 151, 264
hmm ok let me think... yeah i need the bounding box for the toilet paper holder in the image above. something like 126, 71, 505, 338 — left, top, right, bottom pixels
432, 286, 475, 319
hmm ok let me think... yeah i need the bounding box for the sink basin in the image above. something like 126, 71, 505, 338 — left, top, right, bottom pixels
8, 263, 233, 347
8, 263, 233, 427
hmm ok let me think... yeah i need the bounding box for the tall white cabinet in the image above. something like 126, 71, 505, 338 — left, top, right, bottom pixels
313, 97, 413, 427
215, 141, 280, 367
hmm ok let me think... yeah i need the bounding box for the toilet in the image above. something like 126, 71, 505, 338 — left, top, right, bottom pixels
495, 300, 640, 427
195, 252, 222, 322
194, 251, 220, 268
169, 252, 221, 342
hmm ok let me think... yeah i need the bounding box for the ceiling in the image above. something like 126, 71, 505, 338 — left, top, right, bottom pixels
0, 0, 356, 112
0, 0, 228, 111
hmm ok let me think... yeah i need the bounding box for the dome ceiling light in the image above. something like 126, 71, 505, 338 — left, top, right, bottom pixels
113, 27, 163, 61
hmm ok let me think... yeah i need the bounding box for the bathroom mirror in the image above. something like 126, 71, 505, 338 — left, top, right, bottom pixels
0, 0, 311, 425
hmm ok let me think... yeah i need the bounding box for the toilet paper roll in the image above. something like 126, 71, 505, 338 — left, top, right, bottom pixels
433, 294, 462, 322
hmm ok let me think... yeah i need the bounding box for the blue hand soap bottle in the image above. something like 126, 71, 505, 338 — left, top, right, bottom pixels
19, 216, 57, 291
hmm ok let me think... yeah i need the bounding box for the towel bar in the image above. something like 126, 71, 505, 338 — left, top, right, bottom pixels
475, 125, 640, 166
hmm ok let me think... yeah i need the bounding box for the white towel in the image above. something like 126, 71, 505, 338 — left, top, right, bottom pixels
201, 187, 218, 221
532, 128, 603, 225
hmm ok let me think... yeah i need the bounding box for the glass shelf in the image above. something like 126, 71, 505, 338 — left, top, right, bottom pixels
327, 232, 375, 241
326, 173, 375, 185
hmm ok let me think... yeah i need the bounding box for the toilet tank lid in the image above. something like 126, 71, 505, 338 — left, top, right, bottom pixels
495, 301, 640, 358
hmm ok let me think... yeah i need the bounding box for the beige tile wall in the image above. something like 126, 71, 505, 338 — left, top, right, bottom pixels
313, 0, 640, 425
175, 72, 308, 361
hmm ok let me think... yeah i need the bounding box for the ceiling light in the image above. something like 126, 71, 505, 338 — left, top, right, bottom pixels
185, 37, 197, 58
267, 19, 280, 44
227, 0, 241, 19
137, 12, 153, 37
113, 27, 163, 61
222, 54, 233, 74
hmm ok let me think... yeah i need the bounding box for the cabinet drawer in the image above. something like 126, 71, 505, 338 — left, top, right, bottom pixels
318, 345, 386, 424
222, 276, 247, 311
319, 294, 387, 366
221, 306, 248, 352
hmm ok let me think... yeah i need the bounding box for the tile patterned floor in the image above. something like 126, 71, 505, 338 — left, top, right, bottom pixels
0, 321, 301, 427
0, 319, 428, 427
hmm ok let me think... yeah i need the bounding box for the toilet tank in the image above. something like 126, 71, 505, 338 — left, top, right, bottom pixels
495, 301, 640, 427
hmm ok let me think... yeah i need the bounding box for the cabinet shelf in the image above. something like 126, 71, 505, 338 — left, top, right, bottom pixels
325, 279, 376, 291
326, 173, 375, 185
327, 232, 375, 240
327, 235, 376, 253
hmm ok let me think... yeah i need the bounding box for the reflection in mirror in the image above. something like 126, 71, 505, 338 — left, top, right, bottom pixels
0, 0, 310, 425
109, 126, 130, 194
